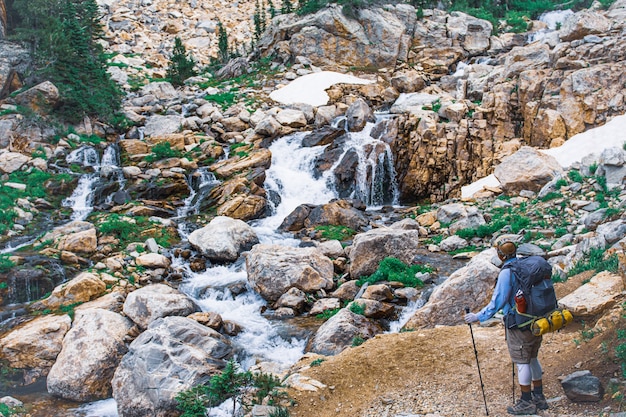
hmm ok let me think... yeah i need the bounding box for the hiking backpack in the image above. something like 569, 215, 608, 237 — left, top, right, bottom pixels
503, 255, 558, 330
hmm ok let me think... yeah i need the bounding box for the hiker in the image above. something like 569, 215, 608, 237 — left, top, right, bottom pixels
464, 241, 548, 415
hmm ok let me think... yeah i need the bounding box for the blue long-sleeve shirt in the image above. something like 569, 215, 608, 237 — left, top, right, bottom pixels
476, 258, 516, 323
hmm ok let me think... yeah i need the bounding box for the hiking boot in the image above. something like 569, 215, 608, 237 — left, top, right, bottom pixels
532, 393, 549, 410
506, 398, 537, 415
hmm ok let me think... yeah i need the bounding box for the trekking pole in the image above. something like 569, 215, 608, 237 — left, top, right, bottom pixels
465, 307, 489, 416
506, 327, 515, 403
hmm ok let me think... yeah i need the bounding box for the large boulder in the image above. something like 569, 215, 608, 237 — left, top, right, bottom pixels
0, 315, 72, 384
122, 284, 198, 329
143, 115, 184, 137
112, 316, 232, 417
404, 249, 500, 329
348, 228, 421, 279
35, 272, 107, 310
494, 146, 564, 194
558, 10, 611, 42
188, 216, 259, 263
0, 40, 30, 99
13, 81, 59, 115
278, 200, 368, 233
0, 151, 29, 174
560, 370, 605, 402
211, 148, 272, 178
306, 308, 383, 356
47, 309, 136, 401
346, 98, 375, 132
258, 4, 414, 69
246, 244, 334, 302
558, 271, 624, 317
57, 227, 98, 254
447, 11, 492, 54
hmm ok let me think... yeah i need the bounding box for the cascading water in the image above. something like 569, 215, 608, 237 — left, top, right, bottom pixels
176, 117, 403, 370
176, 167, 220, 239
62, 144, 124, 221
326, 116, 400, 208
50, 117, 404, 416
528, 10, 574, 43
62, 146, 101, 221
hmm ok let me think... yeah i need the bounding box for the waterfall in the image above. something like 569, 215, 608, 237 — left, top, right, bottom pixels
62, 144, 123, 221
528, 10, 574, 43
62, 146, 101, 222
253, 131, 337, 239
176, 167, 220, 239
326, 117, 400, 208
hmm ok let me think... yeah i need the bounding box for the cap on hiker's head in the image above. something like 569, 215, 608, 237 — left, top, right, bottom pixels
496, 241, 517, 260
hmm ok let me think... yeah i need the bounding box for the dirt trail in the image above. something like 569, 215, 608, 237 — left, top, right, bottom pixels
286, 284, 624, 417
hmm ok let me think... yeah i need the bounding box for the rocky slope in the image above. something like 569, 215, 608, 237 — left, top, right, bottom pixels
0, 1, 625, 417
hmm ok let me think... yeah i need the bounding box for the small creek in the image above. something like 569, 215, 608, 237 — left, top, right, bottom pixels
2, 118, 467, 416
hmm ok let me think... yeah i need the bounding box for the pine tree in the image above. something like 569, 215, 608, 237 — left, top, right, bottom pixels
268, 0, 277, 17
10, 0, 122, 125
281, 0, 293, 14
166, 37, 196, 86
217, 20, 229, 63
254, 0, 264, 42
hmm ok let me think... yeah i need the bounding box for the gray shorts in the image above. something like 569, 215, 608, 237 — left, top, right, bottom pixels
506, 327, 542, 364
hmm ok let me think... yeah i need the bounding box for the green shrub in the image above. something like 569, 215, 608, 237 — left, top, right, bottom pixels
555, 178, 568, 188
351, 334, 365, 347
316, 308, 340, 320
540, 192, 562, 202
554, 227, 568, 238
310, 358, 325, 367
505, 11, 528, 32
589, 162, 598, 175
568, 169, 583, 183
349, 302, 366, 315
356, 257, 431, 288
0, 255, 15, 274
205, 92, 237, 110
97, 214, 135, 243
314, 225, 357, 241
145, 142, 182, 162
567, 248, 619, 277
175, 360, 289, 417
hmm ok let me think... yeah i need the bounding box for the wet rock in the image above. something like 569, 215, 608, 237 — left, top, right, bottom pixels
346, 98, 375, 132
122, 284, 198, 329
112, 316, 232, 417
306, 308, 382, 356
188, 216, 259, 263
47, 309, 135, 401
301, 126, 345, 147
246, 244, 334, 302
0, 314, 72, 384
348, 228, 421, 279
